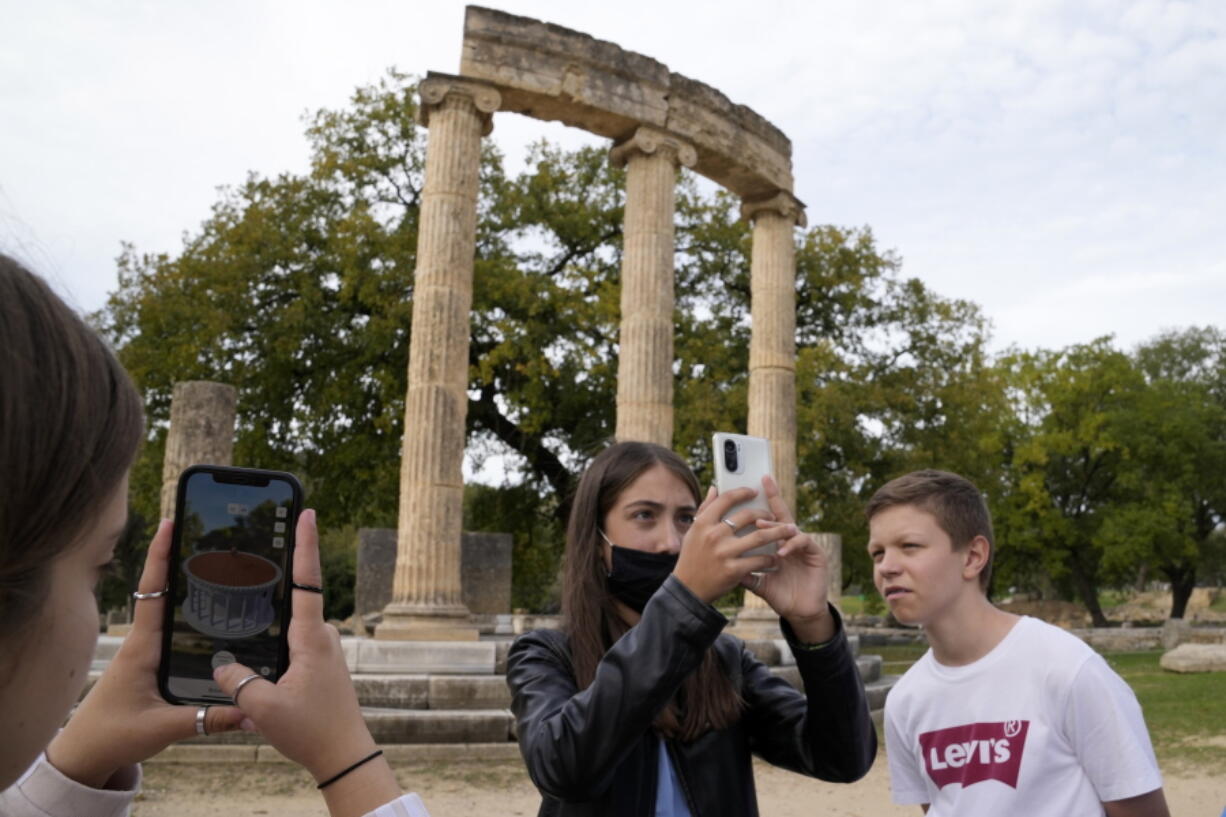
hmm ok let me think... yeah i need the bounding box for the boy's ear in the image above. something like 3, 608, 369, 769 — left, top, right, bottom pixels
962, 535, 991, 582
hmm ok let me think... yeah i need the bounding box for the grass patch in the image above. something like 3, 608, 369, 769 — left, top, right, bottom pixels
1210, 593, 1226, 613
1101, 650, 1226, 772
838, 595, 866, 615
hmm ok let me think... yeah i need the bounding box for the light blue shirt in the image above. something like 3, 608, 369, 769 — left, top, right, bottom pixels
655, 738, 693, 816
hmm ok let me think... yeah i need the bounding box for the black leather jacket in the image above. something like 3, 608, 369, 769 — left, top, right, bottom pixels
506, 575, 876, 816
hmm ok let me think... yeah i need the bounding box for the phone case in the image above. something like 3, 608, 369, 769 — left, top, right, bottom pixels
158, 464, 302, 706
712, 432, 778, 562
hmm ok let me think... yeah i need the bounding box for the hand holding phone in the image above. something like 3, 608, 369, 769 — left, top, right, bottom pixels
712, 432, 778, 566
45, 520, 244, 788
212, 510, 402, 811
159, 465, 302, 706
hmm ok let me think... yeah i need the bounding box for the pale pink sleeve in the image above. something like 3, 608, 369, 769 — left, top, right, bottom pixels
0, 753, 141, 817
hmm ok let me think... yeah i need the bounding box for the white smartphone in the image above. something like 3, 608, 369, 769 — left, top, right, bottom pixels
712, 432, 778, 565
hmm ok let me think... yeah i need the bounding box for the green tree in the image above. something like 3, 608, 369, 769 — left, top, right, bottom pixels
992, 339, 1143, 626
1099, 328, 1226, 618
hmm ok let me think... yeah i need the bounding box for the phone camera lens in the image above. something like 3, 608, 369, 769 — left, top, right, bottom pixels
723, 440, 738, 472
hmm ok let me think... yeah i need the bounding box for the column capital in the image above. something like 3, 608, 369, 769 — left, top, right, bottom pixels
610, 125, 697, 170
417, 72, 502, 135
740, 190, 808, 228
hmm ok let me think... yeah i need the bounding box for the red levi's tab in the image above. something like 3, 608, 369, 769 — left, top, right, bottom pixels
917, 721, 1030, 790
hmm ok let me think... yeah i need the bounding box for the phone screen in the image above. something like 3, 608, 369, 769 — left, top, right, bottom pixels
159, 466, 301, 704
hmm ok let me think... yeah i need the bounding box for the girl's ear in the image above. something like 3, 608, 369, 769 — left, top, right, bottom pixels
962, 535, 991, 582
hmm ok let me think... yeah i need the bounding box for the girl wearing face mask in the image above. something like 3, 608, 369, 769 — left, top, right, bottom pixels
506, 441, 876, 817
0, 255, 428, 817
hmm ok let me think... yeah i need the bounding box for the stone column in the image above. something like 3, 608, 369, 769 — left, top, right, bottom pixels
610, 126, 696, 447
159, 381, 237, 520
733, 191, 807, 633
375, 74, 500, 642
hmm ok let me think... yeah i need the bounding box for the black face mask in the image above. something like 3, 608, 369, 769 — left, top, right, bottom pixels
605, 542, 678, 613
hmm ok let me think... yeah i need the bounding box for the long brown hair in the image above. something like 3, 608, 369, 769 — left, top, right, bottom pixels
562, 441, 743, 741
0, 255, 144, 657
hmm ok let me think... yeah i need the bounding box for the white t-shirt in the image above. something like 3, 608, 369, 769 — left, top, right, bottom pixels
884, 616, 1162, 816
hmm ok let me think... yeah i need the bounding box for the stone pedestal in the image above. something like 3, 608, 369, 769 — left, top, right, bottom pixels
734, 192, 806, 627
376, 75, 500, 642
359, 528, 512, 628
461, 532, 513, 615
355, 528, 398, 619
159, 381, 237, 519
1161, 617, 1191, 651
610, 126, 696, 446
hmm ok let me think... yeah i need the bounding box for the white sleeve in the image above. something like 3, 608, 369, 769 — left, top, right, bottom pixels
363, 792, 431, 817
885, 703, 929, 805
1062, 654, 1163, 802
0, 753, 140, 817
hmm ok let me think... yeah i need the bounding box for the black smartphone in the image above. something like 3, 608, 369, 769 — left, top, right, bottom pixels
158, 464, 303, 706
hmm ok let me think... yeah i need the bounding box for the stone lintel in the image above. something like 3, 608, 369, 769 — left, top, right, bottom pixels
460, 7, 794, 198
417, 71, 502, 135
741, 190, 808, 228
610, 125, 697, 169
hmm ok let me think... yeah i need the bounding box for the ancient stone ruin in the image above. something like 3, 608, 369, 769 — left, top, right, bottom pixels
379, 6, 813, 639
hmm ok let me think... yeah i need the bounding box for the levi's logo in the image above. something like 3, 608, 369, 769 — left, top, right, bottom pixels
918, 721, 1029, 789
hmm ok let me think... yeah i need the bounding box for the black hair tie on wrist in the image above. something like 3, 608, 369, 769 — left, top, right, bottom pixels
292, 582, 324, 594
316, 749, 384, 789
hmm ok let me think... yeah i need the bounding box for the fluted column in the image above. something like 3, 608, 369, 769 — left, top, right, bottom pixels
160, 381, 237, 520
733, 191, 807, 632
375, 74, 500, 641
610, 126, 696, 446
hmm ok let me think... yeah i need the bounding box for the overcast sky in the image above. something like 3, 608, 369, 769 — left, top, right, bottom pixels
3, 0, 1223, 354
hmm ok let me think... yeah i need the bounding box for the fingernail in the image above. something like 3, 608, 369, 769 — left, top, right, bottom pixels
212, 666, 224, 681
240, 718, 257, 733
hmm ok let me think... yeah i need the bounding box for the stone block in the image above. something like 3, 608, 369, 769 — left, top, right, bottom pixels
458, 6, 795, 200
1159, 643, 1226, 673
865, 676, 899, 711
355, 528, 397, 618
353, 674, 430, 709
461, 7, 669, 137
361, 708, 514, 744
1162, 618, 1191, 650
741, 640, 782, 666
428, 675, 512, 710
461, 532, 512, 614
511, 613, 562, 634
354, 640, 496, 674
857, 655, 882, 684
494, 639, 512, 675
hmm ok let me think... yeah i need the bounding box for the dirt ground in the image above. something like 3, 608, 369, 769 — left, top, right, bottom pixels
133, 754, 1223, 816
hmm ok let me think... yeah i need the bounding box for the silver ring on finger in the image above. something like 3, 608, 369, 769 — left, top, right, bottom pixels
722, 518, 738, 533
196, 705, 210, 736
232, 673, 265, 705
132, 586, 169, 600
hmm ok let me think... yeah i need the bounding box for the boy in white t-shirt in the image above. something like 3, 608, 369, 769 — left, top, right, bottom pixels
866, 469, 1169, 817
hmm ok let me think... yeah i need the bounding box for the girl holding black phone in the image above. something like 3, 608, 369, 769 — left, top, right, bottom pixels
506, 441, 875, 817
0, 255, 428, 817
